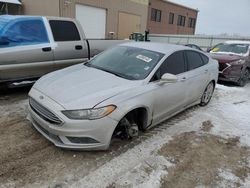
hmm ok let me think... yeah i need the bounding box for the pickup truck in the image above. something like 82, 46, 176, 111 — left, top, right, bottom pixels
0, 15, 128, 88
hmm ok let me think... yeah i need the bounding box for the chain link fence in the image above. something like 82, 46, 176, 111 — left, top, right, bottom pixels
149, 34, 250, 50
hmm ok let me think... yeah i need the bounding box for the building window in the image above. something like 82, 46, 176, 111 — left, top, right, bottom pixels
169, 13, 174, 24
151, 8, 161, 22
177, 15, 186, 26
188, 18, 196, 28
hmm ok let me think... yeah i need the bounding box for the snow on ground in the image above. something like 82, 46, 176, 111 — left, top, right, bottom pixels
209, 84, 250, 145
71, 83, 250, 188
1, 84, 249, 188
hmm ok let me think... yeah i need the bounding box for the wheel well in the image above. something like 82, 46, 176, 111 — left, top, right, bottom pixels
120, 108, 148, 131
211, 80, 216, 87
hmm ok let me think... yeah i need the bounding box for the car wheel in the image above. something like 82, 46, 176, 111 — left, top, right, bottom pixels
237, 69, 250, 87
114, 117, 139, 139
200, 81, 215, 106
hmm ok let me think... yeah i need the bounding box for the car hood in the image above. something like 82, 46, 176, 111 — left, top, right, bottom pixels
33, 64, 141, 110
210, 53, 242, 63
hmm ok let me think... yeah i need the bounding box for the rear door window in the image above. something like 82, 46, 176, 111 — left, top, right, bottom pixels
186, 51, 205, 70
200, 53, 209, 65
0, 19, 49, 48
49, 20, 81, 41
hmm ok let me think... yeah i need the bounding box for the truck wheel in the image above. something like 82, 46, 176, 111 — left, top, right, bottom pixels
200, 81, 215, 106
237, 69, 250, 87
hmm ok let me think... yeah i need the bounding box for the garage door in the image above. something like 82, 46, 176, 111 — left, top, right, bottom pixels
76, 4, 106, 39
118, 12, 141, 40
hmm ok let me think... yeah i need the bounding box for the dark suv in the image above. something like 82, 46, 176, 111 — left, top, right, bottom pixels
209, 41, 250, 86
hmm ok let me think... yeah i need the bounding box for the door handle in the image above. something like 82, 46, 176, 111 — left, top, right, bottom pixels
42, 47, 52, 52
75, 45, 83, 50
204, 69, 208, 73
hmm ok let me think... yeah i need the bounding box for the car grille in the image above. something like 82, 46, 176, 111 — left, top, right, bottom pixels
219, 63, 230, 72
29, 98, 63, 125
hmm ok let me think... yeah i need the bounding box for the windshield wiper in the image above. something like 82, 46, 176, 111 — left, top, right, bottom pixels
89, 65, 136, 80
84, 60, 92, 67
98, 67, 131, 79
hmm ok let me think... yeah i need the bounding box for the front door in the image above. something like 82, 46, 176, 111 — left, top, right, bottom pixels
150, 51, 189, 125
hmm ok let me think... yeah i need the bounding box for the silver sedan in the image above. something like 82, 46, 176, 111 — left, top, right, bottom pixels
27, 42, 218, 150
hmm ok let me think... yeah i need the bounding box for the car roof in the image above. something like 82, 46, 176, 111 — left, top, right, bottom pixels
225, 40, 250, 45
120, 42, 191, 55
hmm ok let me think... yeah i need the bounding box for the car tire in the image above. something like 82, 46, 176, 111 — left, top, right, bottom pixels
200, 81, 215, 106
237, 69, 250, 87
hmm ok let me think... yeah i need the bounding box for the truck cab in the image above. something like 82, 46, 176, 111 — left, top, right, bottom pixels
0, 15, 88, 86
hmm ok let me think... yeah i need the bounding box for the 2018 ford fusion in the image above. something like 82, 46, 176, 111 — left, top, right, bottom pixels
27, 42, 218, 150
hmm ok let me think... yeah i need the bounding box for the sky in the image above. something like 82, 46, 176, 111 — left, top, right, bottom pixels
168, 0, 250, 36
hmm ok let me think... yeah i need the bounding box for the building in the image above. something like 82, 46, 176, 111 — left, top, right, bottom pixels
3, 0, 149, 39
0, 0, 198, 38
147, 0, 198, 35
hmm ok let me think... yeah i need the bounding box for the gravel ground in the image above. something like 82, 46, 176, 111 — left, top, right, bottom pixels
0, 84, 250, 188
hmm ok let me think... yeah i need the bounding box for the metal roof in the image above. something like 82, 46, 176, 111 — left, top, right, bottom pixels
162, 0, 199, 12
0, 0, 21, 5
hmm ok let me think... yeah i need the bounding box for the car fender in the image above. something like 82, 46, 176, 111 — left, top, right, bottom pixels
104, 91, 154, 128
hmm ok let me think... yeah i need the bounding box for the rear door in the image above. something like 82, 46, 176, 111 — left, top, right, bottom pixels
184, 50, 210, 105
0, 17, 54, 82
48, 19, 88, 70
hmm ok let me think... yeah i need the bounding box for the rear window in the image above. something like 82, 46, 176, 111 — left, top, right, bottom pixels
49, 20, 81, 41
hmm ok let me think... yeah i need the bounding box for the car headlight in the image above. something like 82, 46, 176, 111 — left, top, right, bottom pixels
230, 59, 245, 65
62, 105, 116, 120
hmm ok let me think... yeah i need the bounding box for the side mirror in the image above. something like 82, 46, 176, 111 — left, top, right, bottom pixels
160, 73, 178, 83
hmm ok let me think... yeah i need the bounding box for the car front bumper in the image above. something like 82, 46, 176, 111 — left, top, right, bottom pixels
218, 73, 240, 83
218, 63, 242, 83
27, 88, 119, 150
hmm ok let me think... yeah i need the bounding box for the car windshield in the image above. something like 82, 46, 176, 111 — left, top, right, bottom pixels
85, 46, 164, 80
211, 43, 249, 55
0, 16, 12, 34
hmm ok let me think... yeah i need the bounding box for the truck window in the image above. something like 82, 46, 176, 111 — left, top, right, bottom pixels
49, 20, 81, 42
0, 19, 49, 48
